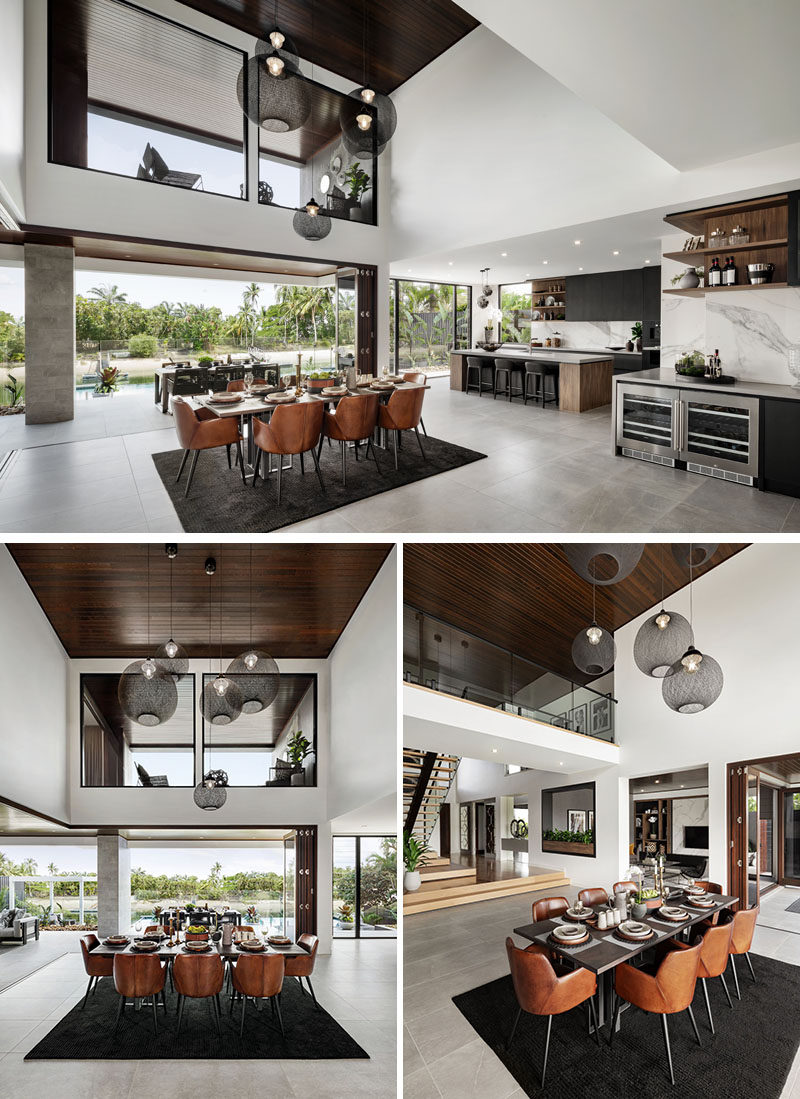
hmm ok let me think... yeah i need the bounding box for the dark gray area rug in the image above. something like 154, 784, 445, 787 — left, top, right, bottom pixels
453, 953, 798, 1097
785, 896, 800, 914
152, 435, 486, 532
26, 976, 368, 1060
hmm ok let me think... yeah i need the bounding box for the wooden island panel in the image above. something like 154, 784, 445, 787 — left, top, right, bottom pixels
558, 357, 613, 412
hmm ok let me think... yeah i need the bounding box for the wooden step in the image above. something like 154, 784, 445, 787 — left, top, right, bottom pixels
422, 855, 450, 868
419, 865, 477, 883
404, 871, 570, 914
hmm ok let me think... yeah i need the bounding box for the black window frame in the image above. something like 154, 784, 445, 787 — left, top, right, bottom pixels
332, 834, 397, 940
390, 278, 472, 371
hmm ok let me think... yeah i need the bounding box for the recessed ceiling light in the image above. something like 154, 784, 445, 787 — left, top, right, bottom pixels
448, 261, 453, 266
559, 761, 564, 766
654, 779, 660, 784
501, 252, 507, 257
578, 267, 584, 271
613, 250, 620, 256
542, 260, 548, 265
645, 258, 651, 264
680, 784, 685, 788
574, 240, 581, 246
492, 748, 498, 753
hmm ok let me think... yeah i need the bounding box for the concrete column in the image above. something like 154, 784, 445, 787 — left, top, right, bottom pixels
24, 243, 75, 424
97, 834, 131, 937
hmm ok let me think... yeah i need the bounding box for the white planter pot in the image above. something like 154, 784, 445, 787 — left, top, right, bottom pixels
404, 870, 421, 892
290, 771, 305, 787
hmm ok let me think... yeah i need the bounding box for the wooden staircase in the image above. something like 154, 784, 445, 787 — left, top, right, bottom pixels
403, 748, 460, 844
404, 865, 571, 915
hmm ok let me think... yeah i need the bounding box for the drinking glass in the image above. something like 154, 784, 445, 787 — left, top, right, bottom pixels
244, 370, 254, 393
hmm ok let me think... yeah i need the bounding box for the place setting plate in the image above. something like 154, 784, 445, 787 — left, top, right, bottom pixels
104, 936, 130, 948
321, 385, 348, 396
182, 941, 211, 952
657, 905, 689, 922
131, 939, 160, 952
264, 392, 297, 404
370, 380, 396, 391
564, 906, 594, 922
685, 895, 716, 908
237, 940, 266, 952
614, 920, 655, 943
548, 923, 590, 948
207, 393, 244, 405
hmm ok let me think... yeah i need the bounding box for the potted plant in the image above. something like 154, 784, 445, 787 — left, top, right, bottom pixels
631, 321, 643, 352
403, 831, 431, 892
286, 730, 312, 785
541, 827, 596, 857
484, 318, 494, 344
307, 370, 335, 391
337, 902, 355, 928
94, 365, 120, 396
344, 164, 371, 216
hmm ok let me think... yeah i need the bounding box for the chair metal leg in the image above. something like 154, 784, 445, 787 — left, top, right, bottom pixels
235, 439, 246, 486
240, 994, 247, 1037
274, 993, 285, 1037
420, 417, 428, 437
505, 1005, 522, 1052
702, 977, 714, 1033
392, 430, 398, 470
151, 993, 158, 1035
300, 450, 305, 475
226, 442, 232, 469
175, 449, 190, 483
540, 1015, 553, 1087
276, 460, 282, 506
588, 995, 600, 1046
252, 449, 262, 487
82, 976, 95, 1010
729, 954, 741, 1000
609, 994, 621, 1047
310, 446, 326, 492
161, 989, 167, 1012
212, 993, 221, 1035
719, 972, 733, 1008
367, 438, 383, 475
687, 1004, 702, 1046
184, 449, 200, 497
414, 426, 426, 460
661, 1013, 674, 1086
341, 439, 346, 486
115, 993, 125, 1032
306, 975, 319, 1009
177, 994, 185, 1034
745, 952, 756, 983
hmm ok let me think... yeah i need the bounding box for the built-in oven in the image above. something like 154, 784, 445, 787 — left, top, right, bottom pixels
616, 382, 760, 484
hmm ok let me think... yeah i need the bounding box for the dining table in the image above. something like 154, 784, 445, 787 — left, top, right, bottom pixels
187, 379, 430, 479
513, 890, 738, 1032
92, 937, 307, 961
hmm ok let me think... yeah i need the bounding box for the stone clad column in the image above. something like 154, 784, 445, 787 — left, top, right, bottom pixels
24, 243, 76, 424
97, 833, 131, 937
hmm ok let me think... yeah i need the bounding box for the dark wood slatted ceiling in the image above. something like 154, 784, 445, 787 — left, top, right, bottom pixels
8, 543, 390, 659
179, 0, 480, 92
404, 544, 748, 685
750, 755, 800, 785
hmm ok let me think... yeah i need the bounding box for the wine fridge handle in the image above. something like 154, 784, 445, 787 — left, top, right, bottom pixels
672, 398, 682, 452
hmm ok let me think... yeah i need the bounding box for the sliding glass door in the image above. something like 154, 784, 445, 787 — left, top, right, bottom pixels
333, 835, 397, 939
784, 790, 800, 886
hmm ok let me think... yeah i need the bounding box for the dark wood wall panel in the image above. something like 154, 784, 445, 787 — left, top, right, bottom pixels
296, 826, 317, 937
404, 543, 748, 684
7, 543, 390, 659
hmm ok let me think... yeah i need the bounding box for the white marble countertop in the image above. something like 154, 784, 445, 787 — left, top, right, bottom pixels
614, 367, 800, 402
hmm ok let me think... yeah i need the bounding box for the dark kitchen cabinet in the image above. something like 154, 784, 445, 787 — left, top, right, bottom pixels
643, 264, 662, 319
601, 271, 624, 319
565, 274, 587, 320
566, 267, 650, 321
761, 397, 800, 497
623, 269, 643, 318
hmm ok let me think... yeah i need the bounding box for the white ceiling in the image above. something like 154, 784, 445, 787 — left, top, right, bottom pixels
457, 0, 800, 172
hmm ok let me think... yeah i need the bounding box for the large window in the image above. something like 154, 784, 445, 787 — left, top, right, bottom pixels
499, 282, 533, 344
202, 673, 317, 788
50, 0, 247, 199
390, 280, 471, 374
81, 673, 196, 788
333, 836, 397, 939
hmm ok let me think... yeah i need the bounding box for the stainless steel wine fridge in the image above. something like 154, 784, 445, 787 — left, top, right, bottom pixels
615, 382, 760, 484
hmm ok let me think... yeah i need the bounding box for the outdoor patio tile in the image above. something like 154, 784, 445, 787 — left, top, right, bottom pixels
404, 1066, 443, 1098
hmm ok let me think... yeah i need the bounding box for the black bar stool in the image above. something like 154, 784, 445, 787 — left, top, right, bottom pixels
523, 360, 560, 407
494, 358, 525, 402
466, 355, 492, 396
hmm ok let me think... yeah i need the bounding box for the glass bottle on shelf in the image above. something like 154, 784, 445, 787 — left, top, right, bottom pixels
708, 257, 722, 287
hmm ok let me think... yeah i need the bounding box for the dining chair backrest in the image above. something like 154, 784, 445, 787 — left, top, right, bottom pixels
329, 394, 380, 439
171, 396, 201, 448
578, 887, 609, 907
80, 933, 99, 968
727, 905, 758, 954
532, 896, 569, 923
383, 386, 425, 430
233, 952, 285, 999
227, 379, 247, 391
259, 400, 324, 455
402, 372, 426, 385
693, 920, 733, 978
113, 952, 164, 998
144, 925, 170, 935
172, 368, 207, 396
616, 939, 701, 1014
613, 881, 636, 894
173, 952, 224, 998
505, 937, 595, 1016
696, 881, 723, 894
209, 367, 244, 392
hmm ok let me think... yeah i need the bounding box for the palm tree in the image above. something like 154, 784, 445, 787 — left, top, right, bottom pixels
88, 283, 128, 304
296, 287, 333, 356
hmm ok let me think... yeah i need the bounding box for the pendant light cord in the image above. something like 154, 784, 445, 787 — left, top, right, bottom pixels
688, 542, 694, 628
169, 550, 173, 640
660, 543, 664, 608
146, 544, 151, 654
362, 0, 367, 88
219, 545, 223, 676
249, 544, 253, 648
592, 577, 597, 625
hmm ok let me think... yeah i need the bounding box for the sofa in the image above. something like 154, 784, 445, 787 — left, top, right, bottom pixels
0, 909, 39, 945
664, 852, 708, 879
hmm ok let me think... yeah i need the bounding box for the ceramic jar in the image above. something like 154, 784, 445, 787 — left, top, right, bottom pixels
678, 267, 701, 289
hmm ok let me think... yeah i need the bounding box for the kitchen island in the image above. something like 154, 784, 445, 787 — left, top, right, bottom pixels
450, 348, 614, 413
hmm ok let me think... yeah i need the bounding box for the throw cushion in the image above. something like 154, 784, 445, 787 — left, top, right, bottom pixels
0, 909, 9, 927
2, 909, 17, 928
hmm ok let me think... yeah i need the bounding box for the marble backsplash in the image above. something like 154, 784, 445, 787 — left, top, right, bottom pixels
671, 796, 709, 856
528, 319, 639, 350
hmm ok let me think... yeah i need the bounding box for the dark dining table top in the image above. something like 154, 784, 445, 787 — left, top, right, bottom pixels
93, 938, 307, 959
188, 380, 430, 419
513, 891, 737, 975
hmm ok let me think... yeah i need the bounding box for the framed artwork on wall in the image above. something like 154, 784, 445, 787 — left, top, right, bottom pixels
590, 696, 612, 736
568, 810, 587, 833
569, 703, 588, 735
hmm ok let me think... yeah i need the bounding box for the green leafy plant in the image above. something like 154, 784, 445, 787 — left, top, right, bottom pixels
127, 333, 158, 358
542, 828, 594, 845
185, 924, 207, 934
403, 831, 432, 872
631, 321, 642, 339
308, 370, 335, 379
635, 887, 660, 903
286, 730, 312, 767
197, 355, 214, 365
3, 374, 23, 407
95, 365, 120, 393
337, 903, 354, 923
344, 164, 371, 203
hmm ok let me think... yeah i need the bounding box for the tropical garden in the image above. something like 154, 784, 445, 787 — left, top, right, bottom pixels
393, 281, 470, 374
332, 836, 397, 933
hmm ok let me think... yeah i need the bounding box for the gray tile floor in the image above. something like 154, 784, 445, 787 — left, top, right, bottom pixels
403, 881, 800, 1099
3, 378, 800, 532
0, 934, 395, 1097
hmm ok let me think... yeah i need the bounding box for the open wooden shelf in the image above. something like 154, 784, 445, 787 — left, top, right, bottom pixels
663, 238, 788, 263
665, 194, 789, 236
664, 282, 789, 298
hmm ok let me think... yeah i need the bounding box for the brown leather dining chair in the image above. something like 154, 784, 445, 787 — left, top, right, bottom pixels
578, 887, 609, 907
611, 940, 702, 1085
252, 401, 325, 504
227, 379, 247, 391
231, 952, 286, 1037
322, 394, 381, 485
724, 905, 759, 999
505, 937, 599, 1086
532, 896, 569, 923
144, 925, 170, 935
695, 881, 723, 925
377, 386, 427, 469
79, 933, 114, 1010
113, 952, 167, 1035
660, 921, 733, 1033
284, 932, 320, 1008
401, 372, 427, 435
173, 952, 225, 1034
613, 880, 637, 895
172, 395, 246, 497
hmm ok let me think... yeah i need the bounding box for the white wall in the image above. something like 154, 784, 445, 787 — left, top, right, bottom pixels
328, 548, 397, 825
0, 546, 69, 820
0, 0, 25, 222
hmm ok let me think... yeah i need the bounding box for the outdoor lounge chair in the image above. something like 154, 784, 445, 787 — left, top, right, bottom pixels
138, 143, 203, 191
136, 763, 169, 787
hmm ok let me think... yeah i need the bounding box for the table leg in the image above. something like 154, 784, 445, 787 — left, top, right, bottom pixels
154, 374, 161, 405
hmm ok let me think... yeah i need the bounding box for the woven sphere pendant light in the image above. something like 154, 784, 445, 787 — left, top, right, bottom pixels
633, 609, 694, 678
200, 674, 243, 726
662, 649, 724, 714
293, 203, 332, 241
118, 661, 178, 727
672, 543, 718, 569
227, 651, 280, 714
572, 622, 616, 677
236, 53, 311, 132
193, 770, 228, 811
339, 88, 396, 157
154, 639, 189, 681
562, 543, 644, 586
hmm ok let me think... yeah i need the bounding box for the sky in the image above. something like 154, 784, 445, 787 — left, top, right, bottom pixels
0, 844, 288, 876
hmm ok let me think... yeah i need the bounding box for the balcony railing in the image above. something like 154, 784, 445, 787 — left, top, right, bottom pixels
403, 605, 616, 743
